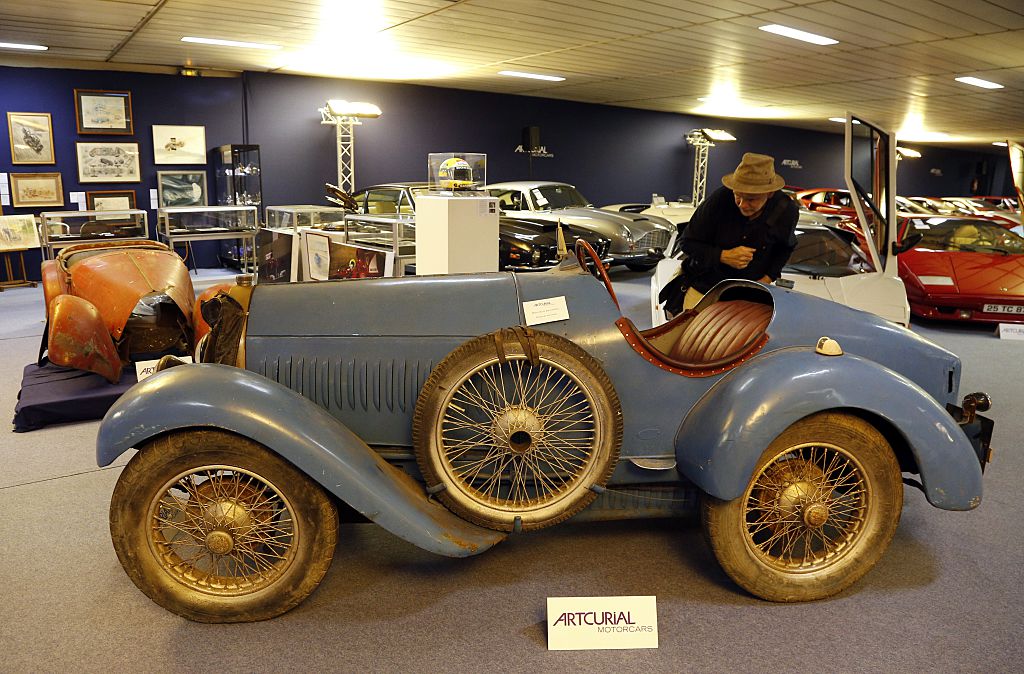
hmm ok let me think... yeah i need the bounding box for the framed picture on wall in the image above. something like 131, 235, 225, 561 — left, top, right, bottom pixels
86, 189, 137, 221
10, 172, 64, 208
7, 112, 55, 164
74, 89, 133, 135
152, 125, 207, 164
156, 170, 208, 207
76, 142, 141, 183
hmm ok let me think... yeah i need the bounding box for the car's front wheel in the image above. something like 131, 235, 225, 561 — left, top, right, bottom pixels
702, 412, 903, 602
109, 429, 338, 622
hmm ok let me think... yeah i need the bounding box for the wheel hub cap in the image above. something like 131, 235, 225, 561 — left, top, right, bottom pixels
204, 530, 234, 555
492, 407, 544, 454
803, 502, 830, 528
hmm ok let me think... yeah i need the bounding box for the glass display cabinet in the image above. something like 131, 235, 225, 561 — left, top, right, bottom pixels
342, 213, 416, 276
157, 205, 259, 273
212, 144, 262, 214
265, 205, 348, 232
38, 209, 149, 259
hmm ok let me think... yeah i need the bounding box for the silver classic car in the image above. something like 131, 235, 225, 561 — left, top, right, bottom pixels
485, 180, 674, 270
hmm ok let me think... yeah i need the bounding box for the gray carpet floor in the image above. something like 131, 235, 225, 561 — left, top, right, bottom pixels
1, 269, 1022, 673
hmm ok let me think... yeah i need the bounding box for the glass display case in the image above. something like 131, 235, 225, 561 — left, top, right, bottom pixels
38, 209, 149, 259
341, 213, 416, 276
212, 144, 262, 213
265, 205, 348, 231
157, 205, 259, 272
427, 152, 486, 192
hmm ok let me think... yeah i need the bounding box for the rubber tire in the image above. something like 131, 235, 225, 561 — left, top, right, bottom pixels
702, 412, 903, 602
626, 262, 657, 272
413, 330, 622, 532
109, 429, 338, 623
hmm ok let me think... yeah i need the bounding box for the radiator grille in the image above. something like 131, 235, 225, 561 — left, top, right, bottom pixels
636, 229, 670, 251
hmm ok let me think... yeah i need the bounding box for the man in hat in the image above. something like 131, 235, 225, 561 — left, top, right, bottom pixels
677, 152, 798, 310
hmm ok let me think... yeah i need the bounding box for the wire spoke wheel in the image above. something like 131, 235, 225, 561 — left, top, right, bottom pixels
414, 330, 621, 531
744, 444, 867, 572
702, 412, 902, 602
149, 466, 297, 595
110, 430, 338, 622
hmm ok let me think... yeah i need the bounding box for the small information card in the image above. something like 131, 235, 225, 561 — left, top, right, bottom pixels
523, 296, 569, 326
997, 323, 1024, 340
547, 595, 658, 651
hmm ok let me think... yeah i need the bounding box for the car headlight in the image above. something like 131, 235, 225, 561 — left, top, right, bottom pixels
532, 248, 543, 265
621, 226, 633, 240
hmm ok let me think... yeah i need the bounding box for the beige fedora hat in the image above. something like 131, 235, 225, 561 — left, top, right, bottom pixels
721, 152, 786, 193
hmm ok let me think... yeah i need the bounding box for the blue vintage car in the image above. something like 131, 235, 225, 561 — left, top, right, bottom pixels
96, 117, 994, 622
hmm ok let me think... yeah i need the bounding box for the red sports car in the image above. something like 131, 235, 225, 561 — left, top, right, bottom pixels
795, 188, 858, 217
898, 215, 1024, 323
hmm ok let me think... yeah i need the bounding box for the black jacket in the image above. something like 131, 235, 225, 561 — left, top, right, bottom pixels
680, 187, 799, 293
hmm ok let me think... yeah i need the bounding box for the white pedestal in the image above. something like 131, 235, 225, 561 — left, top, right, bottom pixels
415, 195, 499, 275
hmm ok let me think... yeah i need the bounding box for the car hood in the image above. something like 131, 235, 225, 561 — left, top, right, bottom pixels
499, 217, 595, 243
527, 207, 672, 240
903, 249, 1024, 296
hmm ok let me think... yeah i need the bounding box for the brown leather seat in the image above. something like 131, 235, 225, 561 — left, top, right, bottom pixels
669, 300, 773, 364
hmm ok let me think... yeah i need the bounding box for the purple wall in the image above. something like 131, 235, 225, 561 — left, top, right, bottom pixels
1, 65, 1013, 279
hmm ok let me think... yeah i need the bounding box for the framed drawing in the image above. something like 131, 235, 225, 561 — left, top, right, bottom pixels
152, 125, 207, 164
7, 112, 55, 164
157, 170, 208, 207
76, 142, 140, 183
10, 173, 64, 208
0, 214, 42, 251
86, 189, 137, 221
74, 89, 133, 135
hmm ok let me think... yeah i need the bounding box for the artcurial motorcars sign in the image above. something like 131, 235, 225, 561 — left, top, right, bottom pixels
546, 596, 658, 650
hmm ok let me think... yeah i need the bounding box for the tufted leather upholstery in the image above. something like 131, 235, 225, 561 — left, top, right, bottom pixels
669, 300, 772, 364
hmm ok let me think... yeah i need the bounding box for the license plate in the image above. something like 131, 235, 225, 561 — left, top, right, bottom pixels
983, 304, 1024, 314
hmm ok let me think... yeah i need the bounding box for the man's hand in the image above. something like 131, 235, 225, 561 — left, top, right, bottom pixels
720, 245, 756, 269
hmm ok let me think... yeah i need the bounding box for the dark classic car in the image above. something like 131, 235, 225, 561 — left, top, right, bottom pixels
484, 180, 674, 270
344, 182, 611, 271
95, 116, 994, 623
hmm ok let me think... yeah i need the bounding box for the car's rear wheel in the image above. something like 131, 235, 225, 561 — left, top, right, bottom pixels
413, 329, 622, 531
702, 412, 902, 601
109, 429, 338, 622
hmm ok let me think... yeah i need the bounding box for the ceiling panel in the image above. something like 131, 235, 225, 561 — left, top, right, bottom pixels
0, 0, 1021, 145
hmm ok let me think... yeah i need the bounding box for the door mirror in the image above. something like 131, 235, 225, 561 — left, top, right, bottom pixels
893, 233, 922, 255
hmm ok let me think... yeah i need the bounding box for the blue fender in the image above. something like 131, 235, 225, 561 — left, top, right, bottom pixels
97, 364, 506, 557
675, 347, 982, 510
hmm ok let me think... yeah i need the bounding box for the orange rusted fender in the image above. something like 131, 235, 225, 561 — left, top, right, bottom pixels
66, 248, 195, 339
48, 295, 123, 383
193, 283, 235, 345
40, 260, 68, 311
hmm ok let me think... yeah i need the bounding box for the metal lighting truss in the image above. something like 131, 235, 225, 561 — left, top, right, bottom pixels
685, 128, 736, 205
318, 101, 381, 195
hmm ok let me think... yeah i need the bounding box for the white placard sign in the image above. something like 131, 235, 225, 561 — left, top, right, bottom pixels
547, 595, 658, 651
523, 296, 569, 326
135, 356, 193, 381
997, 323, 1024, 340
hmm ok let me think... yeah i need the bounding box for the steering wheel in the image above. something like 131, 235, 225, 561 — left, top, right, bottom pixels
575, 238, 619, 310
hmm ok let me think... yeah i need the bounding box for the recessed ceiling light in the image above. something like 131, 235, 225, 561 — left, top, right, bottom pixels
828, 117, 860, 124
992, 142, 1008, 147
954, 76, 1003, 89
0, 41, 48, 51
181, 36, 281, 50
498, 70, 565, 82
758, 24, 838, 46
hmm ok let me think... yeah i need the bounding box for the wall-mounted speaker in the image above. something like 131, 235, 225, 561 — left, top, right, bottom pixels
522, 126, 541, 151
